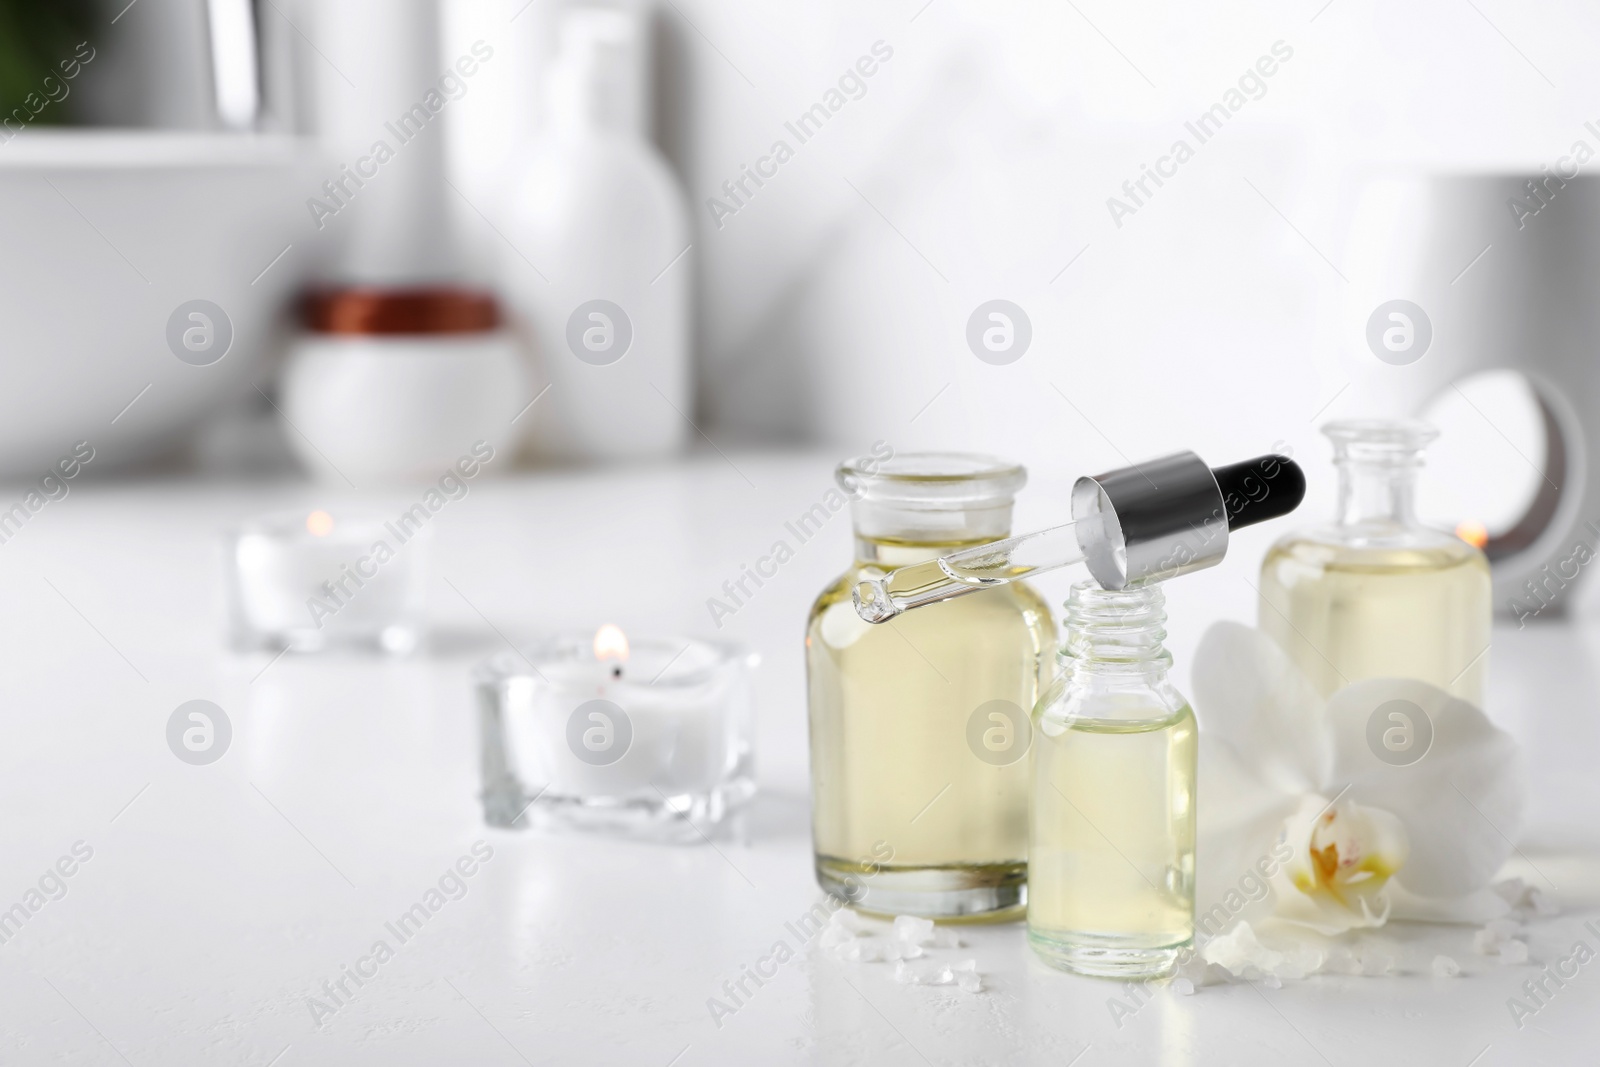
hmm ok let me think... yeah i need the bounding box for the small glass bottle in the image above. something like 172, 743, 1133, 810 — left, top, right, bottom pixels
1258, 419, 1491, 703
807, 453, 1055, 918
1029, 580, 1197, 978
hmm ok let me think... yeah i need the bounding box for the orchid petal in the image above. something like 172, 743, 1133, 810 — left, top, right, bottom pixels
1322, 678, 1525, 897
1191, 622, 1330, 795
1268, 794, 1405, 934
1387, 883, 1512, 925
1196, 735, 1300, 914
1269, 880, 1393, 936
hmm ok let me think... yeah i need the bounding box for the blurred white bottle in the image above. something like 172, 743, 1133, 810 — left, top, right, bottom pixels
502, 6, 691, 461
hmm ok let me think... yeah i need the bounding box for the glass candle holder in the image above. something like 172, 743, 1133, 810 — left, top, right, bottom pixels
224, 510, 430, 654
477, 630, 757, 842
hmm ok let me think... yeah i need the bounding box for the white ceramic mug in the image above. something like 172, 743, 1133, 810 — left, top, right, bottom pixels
1343, 172, 1600, 616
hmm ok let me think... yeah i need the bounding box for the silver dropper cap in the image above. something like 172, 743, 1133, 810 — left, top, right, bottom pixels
1071, 451, 1229, 590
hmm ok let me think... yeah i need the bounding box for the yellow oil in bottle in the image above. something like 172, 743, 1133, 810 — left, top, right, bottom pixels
1258, 538, 1490, 703
1027, 580, 1195, 977
1260, 419, 1493, 704
1028, 701, 1197, 972
807, 539, 1055, 919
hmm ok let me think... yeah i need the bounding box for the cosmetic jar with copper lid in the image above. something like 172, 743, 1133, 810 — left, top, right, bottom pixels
280, 287, 530, 484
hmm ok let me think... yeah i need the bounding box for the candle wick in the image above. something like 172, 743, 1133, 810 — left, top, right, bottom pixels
612, 665, 623, 679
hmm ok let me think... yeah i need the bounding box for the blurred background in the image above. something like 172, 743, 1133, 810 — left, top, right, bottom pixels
0, 0, 1596, 615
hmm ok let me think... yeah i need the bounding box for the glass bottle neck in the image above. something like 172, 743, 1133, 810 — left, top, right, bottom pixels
1335, 458, 1419, 528
853, 534, 1000, 569
1060, 583, 1171, 679
839, 451, 1024, 568
849, 497, 1016, 569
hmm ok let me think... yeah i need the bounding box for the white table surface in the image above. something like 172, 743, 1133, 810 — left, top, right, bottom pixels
0, 451, 1596, 1066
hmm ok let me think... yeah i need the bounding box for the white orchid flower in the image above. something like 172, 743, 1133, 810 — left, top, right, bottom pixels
1190, 622, 1525, 935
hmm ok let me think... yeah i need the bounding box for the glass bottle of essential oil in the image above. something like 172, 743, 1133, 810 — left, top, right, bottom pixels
807, 453, 1055, 919
1029, 580, 1196, 977
1258, 420, 1491, 704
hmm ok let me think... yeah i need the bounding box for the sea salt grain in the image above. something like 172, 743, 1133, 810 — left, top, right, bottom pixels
1276, 944, 1326, 981
1431, 955, 1461, 978
820, 923, 855, 951
893, 916, 937, 946
1324, 947, 1364, 976
1355, 941, 1397, 977
822, 909, 979, 987
1173, 951, 1218, 988
833, 937, 887, 963
1486, 918, 1522, 939
1493, 877, 1530, 906
891, 957, 984, 992
1496, 940, 1530, 965
1473, 928, 1504, 955
1202, 922, 1285, 979
820, 926, 852, 950
1172, 977, 1196, 996
821, 909, 869, 952
830, 909, 871, 935
893, 960, 953, 986
1530, 888, 1560, 917
1474, 918, 1527, 958
1494, 878, 1560, 917
883, 939, 924, 962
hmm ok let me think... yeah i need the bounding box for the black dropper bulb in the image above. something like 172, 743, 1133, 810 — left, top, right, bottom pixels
1210, 454, 1307, 530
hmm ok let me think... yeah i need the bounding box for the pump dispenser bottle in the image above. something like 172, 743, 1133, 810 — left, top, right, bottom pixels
502, 6, 691, 461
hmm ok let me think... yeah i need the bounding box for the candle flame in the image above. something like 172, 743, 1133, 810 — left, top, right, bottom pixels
593, 623, 629, 663
1455, 519, 1488, 549
306, 510, 335, 537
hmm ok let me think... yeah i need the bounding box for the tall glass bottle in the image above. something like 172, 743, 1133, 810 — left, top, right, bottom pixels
1258, 420, 1491, 704
1029, 581, 1197, 977
807, 453, 1055, 919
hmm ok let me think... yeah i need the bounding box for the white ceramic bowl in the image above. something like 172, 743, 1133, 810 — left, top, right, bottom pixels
0, 131, 315, 476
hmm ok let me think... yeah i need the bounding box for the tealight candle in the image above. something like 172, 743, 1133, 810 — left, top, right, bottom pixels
476, 627, 757, 841
224, 510, 429, 654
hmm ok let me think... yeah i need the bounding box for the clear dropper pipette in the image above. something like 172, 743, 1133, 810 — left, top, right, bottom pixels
852, 514, 1108, 623
851, 450, 1306, 624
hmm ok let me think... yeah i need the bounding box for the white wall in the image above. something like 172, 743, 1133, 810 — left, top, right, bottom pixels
443, 0, 1583, 513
